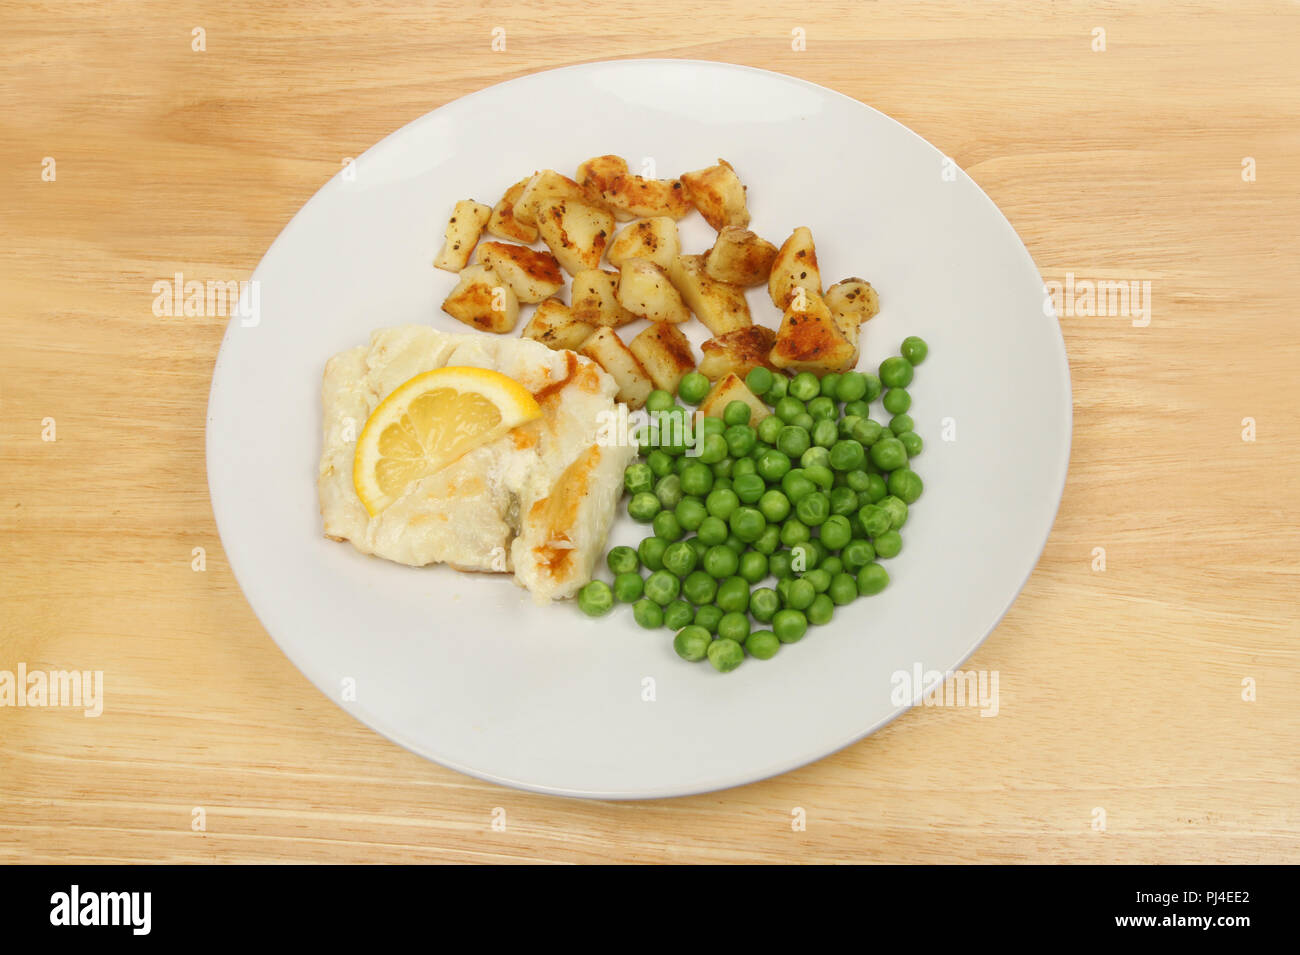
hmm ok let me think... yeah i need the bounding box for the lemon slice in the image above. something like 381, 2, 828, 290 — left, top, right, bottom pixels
353, 366, 541, 515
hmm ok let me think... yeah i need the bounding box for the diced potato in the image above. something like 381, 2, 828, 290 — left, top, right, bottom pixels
825, 278, 880, 325
629, 322, 696, 393
520, 298, 595, 352
433, 199, 491, 273
704, 226, 779, 287
617, 259, 691, 324
440, 264, 519, 334
698, 373, 770, 423
486, 176, 538, 244
697, 325, 779, 381
571, 269, 636, 327
515, 170, 590, 228
681, 159, 750, 231
577, 154, 692, 220
579, 326, 653, 409
607, 217, 681, 270
476, 241, 564, 303
535, 197, 615, 276
769, 290, 856, 375
665, 254, 752, 336
768, 226, 822, 309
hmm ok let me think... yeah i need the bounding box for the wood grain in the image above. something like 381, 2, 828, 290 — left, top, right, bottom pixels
2, 0, 1297, 864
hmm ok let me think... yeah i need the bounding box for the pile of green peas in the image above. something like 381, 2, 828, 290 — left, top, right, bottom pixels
576, 336, 929, 674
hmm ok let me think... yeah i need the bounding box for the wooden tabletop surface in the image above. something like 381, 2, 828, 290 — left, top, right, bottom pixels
2, 1, 1297, 864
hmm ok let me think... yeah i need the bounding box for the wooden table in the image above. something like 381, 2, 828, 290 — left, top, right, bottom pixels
3, 1, 1297, 864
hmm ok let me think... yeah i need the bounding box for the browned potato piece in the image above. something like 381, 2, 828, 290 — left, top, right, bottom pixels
617, 259, 691, 324
486, 176, 539, 244
769, 290, 856, 374
629, 322, 696, 393
768, 226, 822, 309
698, 373, 770, 423
476, 242, 564, 303
520, 298, 596, 352
433, 199, 491, 273
440, 264, 519, 334
535, 197, 614, 276
696, 325, 779, 381
577, 155, 691, 220
704, 226, 779, 287
824, 278, 880, 324
666, 254, 752, 336
514, 170, 590, 229
571, 269, 636, 327
579, 326, 654, 409
607, 217, 681, 270
681, 159, 750, 231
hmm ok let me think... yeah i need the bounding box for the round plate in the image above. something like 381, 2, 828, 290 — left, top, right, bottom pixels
207, 59, 1070, 799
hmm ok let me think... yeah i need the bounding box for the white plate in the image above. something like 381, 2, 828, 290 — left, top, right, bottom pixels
207, 60, 1070, 799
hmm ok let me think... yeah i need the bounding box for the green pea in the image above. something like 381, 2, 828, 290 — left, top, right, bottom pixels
673, 454, 691, 476
712, 462, 734, 483
792, 412, 815, 432
661, 540, 697, 577
753, 523, 782, 555
794, 540, 823, 570
807, 593, 835, 625
705, 487, 740, 521
607, 545, 640, 576
758, 488, 791, 523
795, 491, 830, 526
679, 461, 713, 497
756, 448, 791, 482
862, 373, 883, 402
780, 518, 811, 547
624, 462, 654, 495
781, 471, 815, 504
756, 414, 784, 445
693, 604, 724, 633
698, 432, 728, 464
628, 491, 661, 522
652, 511, 683, 542
739, 550, 769, 584
808, 569, 835, 595
829, 486, 859, 516
829, 439, 865, 471
843, 399, 872, 419
829, 573, 859, 606
765, 373, 789, 402
899, 431, 923, 457
873, 530, 902, 559
901, 336, 928, 365
772, 609, 808, 643
702, 544, 740, 579
724, 533, 746, 554
839, 415, 862, 439
776, 425, 811, 459
745, 366, 774, 396
707, 637, 744, 672
675, 497, 707, 531
725, 424, 756, 458
750, 587, 781, 623
820, 514, 852, 550
790, 372, 820, 401
869, 437, 908, 471
879, 495, 909, 529
688, 536, 709, 560
775, 396, 804, 423
890, 413, 914, 436
730, 506, 767, 542
807, 395, 836, 420
859, 504, 892, 537
769, 551, 794, 579
879, 356, 913, 388
673, 625, 712, 661
723, 400, 752, 427
702, 416, 726, 437
841, 539, 876, 573
812, 418, 838, 448
663, 599, 694, 630
785, 577, 815, 610
887, 468, 923, 504
716, 575, 750, 613
850, 418, 883, 447
804, 464, 834, 490
731, 456, 756, 478
800, 445, 831, 470
819, 373, 842, 400
820, 555, 843, 577
857, 562, 889, 595
654, 473, 683, 509
638, 536, 668, 570
645, 389, 675, 413
717, 612, 751, 643
733, 473, 766, 504
865, 473, 888, 502
577, 580, 614, 617
882, 388, 911, 415
644, 569, 680, 605
697, 515, 728, 546
678, 572, 713, 608
837, 371, 868, 402
745, 630, 780, 660
632, 598, 663, 629
613, 572, 644, 602
678, 371, 710, 404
